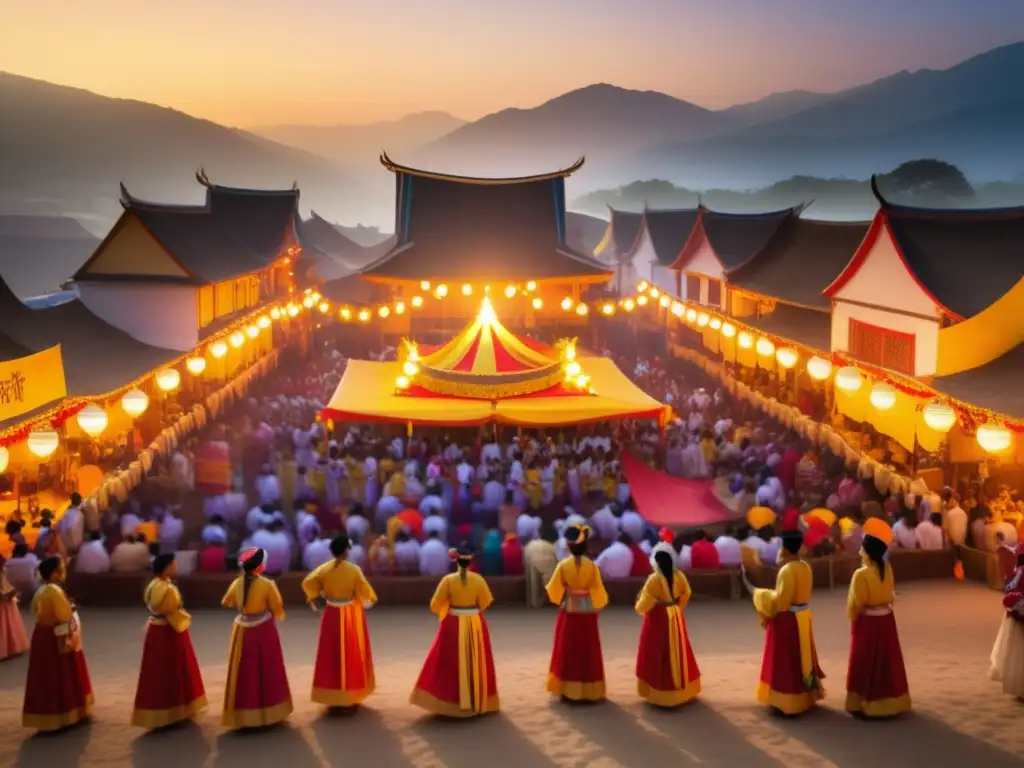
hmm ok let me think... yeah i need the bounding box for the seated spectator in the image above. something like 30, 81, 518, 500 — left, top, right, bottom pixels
394, 530, 421, 574
915, 511, 946, 550
111, 534, 151, 572
419, 530, 449, 577
302, 532, 333, 571
348, 535, 368, 571
75, 531, 111, 574
595, 532, 634, 578
892, 511, 918, 549
199, 527, 228, 574
689, 530, 721, 569
714, 525, 743, 567
501, 530, 525, 576
6, 543, 39, 599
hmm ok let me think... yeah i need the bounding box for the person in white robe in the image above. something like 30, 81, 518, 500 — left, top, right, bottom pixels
589, 504, 620, 541
393, 530, 421, 574
515, 513, 540, 542
541, 458, 557, 504
157, 509, 184, 554
713, 528, 743, 567
620, 508, 646, 544
423, 510, 448, 542
595, 535, 633, 579
75, 532, 111, 574
302, 535, 334, 571
252, 519, 292, 575
56, 494, 85, 555
293, 426, 315, 470
418, 531, 450, 576
346, 506, 371, 544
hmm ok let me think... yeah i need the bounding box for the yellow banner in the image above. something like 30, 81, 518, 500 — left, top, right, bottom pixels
0, 345, 67, 423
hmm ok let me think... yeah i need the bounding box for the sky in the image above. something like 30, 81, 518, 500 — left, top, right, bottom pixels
1, 0, 1023, 127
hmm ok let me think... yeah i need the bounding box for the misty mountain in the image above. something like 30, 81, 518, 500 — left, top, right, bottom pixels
0, 215, 99, 299
251, 112, 466, 169
0, 72, 376, 229
717, 90, 840, 129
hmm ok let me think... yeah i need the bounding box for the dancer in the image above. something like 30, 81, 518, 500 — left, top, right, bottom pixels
990, 541, 1024, 699
410, 542, 500, 717
221, 547, 293, 728
845, 519, 911, 717
131, 553, 207, 728
22, 555, 93, 731
302, 534, 378, 708
635, 530, 701, 707
546, 524, 609, 702
751, 527, 825, 715
0, 555, 28, 660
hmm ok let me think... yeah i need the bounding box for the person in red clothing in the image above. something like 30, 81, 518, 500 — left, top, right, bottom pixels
689, 530, 721, 569
627, 534, 653, 577
501, 532, 524, 575
777, 441, 802, 494
199, 529, 228, 574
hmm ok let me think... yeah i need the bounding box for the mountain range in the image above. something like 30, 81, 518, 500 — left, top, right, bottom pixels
2, 41, 1024, 236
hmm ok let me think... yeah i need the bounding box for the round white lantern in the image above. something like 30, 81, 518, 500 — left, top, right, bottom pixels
186, 356, 207, 376
977, 423, 1012, 454
76, 403, 108, 437
27, 428, 59, 458
156, 368, 181, 392
246, 324, 260, 338
755, 337, 776, 357
0, 445, 9, 473
685, 308, 697, 322
697, 313, 710, 327
776, 347, 798, 369
709, 317, 722, 330
922, 401, 956, 433
869, 382, 897, 411
721, 322, 736, 338
835, 366, 863, 393
229, 332, 245, 348
210, 341, 228, 359
737, 332, 754, 349
121, 388, 149, 417
257, 315, 271, 329
806, 355, 832, 381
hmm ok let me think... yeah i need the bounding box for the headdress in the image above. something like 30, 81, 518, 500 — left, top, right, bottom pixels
862, 517, 893, 546
648, 527, 678, 570
239, 547, 267, 573
449, 541, 474, 561
781, 508, 800, 532
747, 506, 775, 530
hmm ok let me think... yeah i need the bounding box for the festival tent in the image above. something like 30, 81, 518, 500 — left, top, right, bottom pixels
621, 454, 735, 528
322, 298, 670, 428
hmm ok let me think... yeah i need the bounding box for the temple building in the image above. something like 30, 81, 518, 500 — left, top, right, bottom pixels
593, 208, 644, 293
642, 207, 702, 296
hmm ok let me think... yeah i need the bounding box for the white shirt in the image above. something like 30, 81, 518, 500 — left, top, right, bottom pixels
158, 514, 183, 553
303, 539, 334, 571
423, 514, 448, 540
456, 462, 473, 486
394, 539, 421, 574
111, 541, 150, 572
944, 505, 968, 547
348, 543, 368, 570
481, 443, 501, 464
595, 541, 633, 579
253, 530, 292, 574
76, 540, 111, 573
714, 535, 743, 567
891, 520, 917, 549
6, 554, 39, 597
57, 506, 84, 554
419, 537, 450, 576
677, 545, 692, 570
346, 515, 370, 545
515, 514, 539, 541
589, 506, 619, 540
255, 473, 281, 506
914, 520, 945, 550
419, 495, 445, 516
481, 481, 505, 511
620, 511, 645, 542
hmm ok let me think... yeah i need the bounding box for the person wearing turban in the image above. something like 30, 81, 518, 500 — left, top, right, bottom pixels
989, 542, 1024, 700
845, 519, 911, 717
751, 528, 826, 715
131, 553, 207, 728
220, 547, 292, 728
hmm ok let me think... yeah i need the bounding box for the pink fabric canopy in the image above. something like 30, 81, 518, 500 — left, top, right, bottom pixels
622, 453, 734, 529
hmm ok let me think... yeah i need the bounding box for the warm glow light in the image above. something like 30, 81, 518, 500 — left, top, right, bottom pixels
637, 295, 648, 306
531, 297, 543, 310
210, 341, 228, 359
637, 281, 649, 292
738, 332, 754, 349
835, 366, 863, 393
685, 308, 697, 322
566, 361, 582, 377
697, 313, 710, 328
565, 344, 576, 361
407, 346, 419, 362
403, 361, 419, 377
478, 297, 497, 325
526, 281, 537, 292
504, 284, 517, 298
623, 299, 635, 312
977, 423, 1013, 454
461, 283, 473, 296
420, 280, 431, 291
721, 322, 736, 338
807, 356, 832, 381
394, 301, 405, 315
922, 401, 956, 433
411, 295, 424, 308
650, 287, 660, 299
395, 375, 410, 390
186, 357, 207, 375
775, 347, 799, 369
257, 315, 271, 329
76, 404, 108, 438
318, 302, 329, 314
230, 332, 245, 348
270, 307, 281, 320
287, 305, 299, 317
121, 388, 149, 417
435, 284, 448, 298
659, 295, 670, 308
575, 374, 590, 388
27, 428, 59, 458
156, 368, 181, 392
340, 307, 352, 321
311, 292, 321, 302
671, 302, 684, 317
0, 446, 7, 474
755, 337, 775, 357
302, 296, 314, 308
560, 297, 573, 311
601, 303, 615, 316
869, 382, 897, 411
358, 309, 370, 323
379, 306, 390, 318
575, 303, 588, 316
246, 324, 259, 338
709, 317, 722, 330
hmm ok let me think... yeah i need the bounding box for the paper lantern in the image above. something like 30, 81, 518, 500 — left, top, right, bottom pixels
461, 283, 472, 296
637, 280, 649, 292
156, 368, 181, 392
378, 305, 390, 318
622, 298, 634, 312
659, 295, 670, 308
186, 356, 207, 375
287, 305, 299, 317
504, 284, 516, 298
302, 296, 314, 308
270, 307, 281, 320
246, 324, 260, 338
650, 287, 660, 299
229, 332, 244, 348
835, 366, 863, 393
318, 302, 329, 314
395, 375, 410, 390
697, 313, 710, 327
806, 355, 832, 381
709, 317, 722, 330
560, 296, 573, 311
738, 332, 754, 349
435, 284, 448, 298
394, 301, 406, 315
977, 423, 1012, 454
76, 403, 108, 437
869, 382, 897, 411
0, 445, 8, 473
339, 307, 352, 321
27, 428, 59, 458
776, 347, 798, 369
721, 322, 736, 338
671, 302, 684, 317
411, 295, 424, 308
575, 303, 588, 316
531, 297, 543, 310
922, 401, 956, 433
210, 341, 228, 359
601, 303, 615, 316
257, 315, 271, 329
637, 295, 648, 306
526, 281, 537, 292
358, 309, 370, 322
755, 337, 775, 357
420, 280, 431, 291
685, 308, 697, 322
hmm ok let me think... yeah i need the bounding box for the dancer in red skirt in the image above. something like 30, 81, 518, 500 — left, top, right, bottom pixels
410, 542, 500, 717
131, 553, 207, 728
635, 531, 701, 707
302, 534, 378, 708
845, 519, 911, 717
221, 547, 293, 728
546, 524, 609, 702
22, 555, 93, 731
751, 528, 825, 715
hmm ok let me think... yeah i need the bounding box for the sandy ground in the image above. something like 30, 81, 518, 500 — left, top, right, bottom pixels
0, 581, 1021, 768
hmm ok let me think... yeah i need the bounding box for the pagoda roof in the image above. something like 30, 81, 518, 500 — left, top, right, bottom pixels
643, 207, 700, 266
699, 206, 802, 271
360, 153, 611, 284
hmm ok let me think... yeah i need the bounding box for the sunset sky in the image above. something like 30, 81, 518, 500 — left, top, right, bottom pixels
2, 0, 1022, 127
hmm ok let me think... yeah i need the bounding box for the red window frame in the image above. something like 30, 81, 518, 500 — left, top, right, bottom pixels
848, 318, 916, 375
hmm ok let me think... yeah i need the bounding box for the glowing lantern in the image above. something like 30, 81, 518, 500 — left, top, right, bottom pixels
504, 284, 517, 298
922, 401, 956, 433
246, 324, 259, 338
340, 307, 352, 321
755, 337, 775, 357
76, 404, 108, 437
420, 280, 431, 291
395, 375, 410, 390
565, 361, 582, 377
637, 295, 648, 306
411, 295, 424, 308
575, 303, 588, 316
287, 305, 299, 317
650, 287, 660, 299
869, 382, 897, 411
358, 309, 370, 323
776, 347, 798, 369
27, 428, 59, 458
0, 446, 7, 473
394, 301, 406, 315
270, 307, 281, 320
671, 302, 684, 317
186, 357, 207, 375
379, 306, 390, 318
806, 355, 832, 381
721, 322, 736, 338
210, 341, 228, 359
257, 315, 271, 329
461, 283, 473, 296
601, 303, 615, 316
575, 374, 590, 389
531, 297, 543, 310
709, 317, 722, 330
302, 296, 314, 309
977, 423, 1012, 454
685, 308, 697, 322
835, 366, 863, 393
403, 361, 419, 377
623, 299, 635, 312
121, 388, 149, 418
229, 332, 244, 348
697, 313, 710, 328
311, 292, 321, 302
738, 332, 754, 349
318, 302, 329, 314
659, 295, 670, 308
526, 281, 537, 292
156, 368, 181, 392
565, 344, 576, 361
637, 281, 649, 292
435, 284, 448, 298
560, 297, 573, 311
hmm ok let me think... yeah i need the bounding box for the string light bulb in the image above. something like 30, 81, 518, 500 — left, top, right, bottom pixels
532, 297, 543, 310
411, 295, 424, 308
230, 332, 244, 348
504, 284, 517, 298
394, 301, 405, 315
186, 356, 207, 375
210, 341, 228, 359
637, 295, 648, 306
461, 283, 472, 296
560, 297, 573, 311
378, 306, 390, 318
246, 324, 259, 338
435, 284, 448, 298
575, 303, 588, 316
420, 280, 431, 291
526, 281, 537, 292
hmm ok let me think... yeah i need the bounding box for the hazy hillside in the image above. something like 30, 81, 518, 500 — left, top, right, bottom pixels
252, 112, 466, 168
0, 215, 99, 298
717, 90, 839, 129
0, 72, 376, 228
